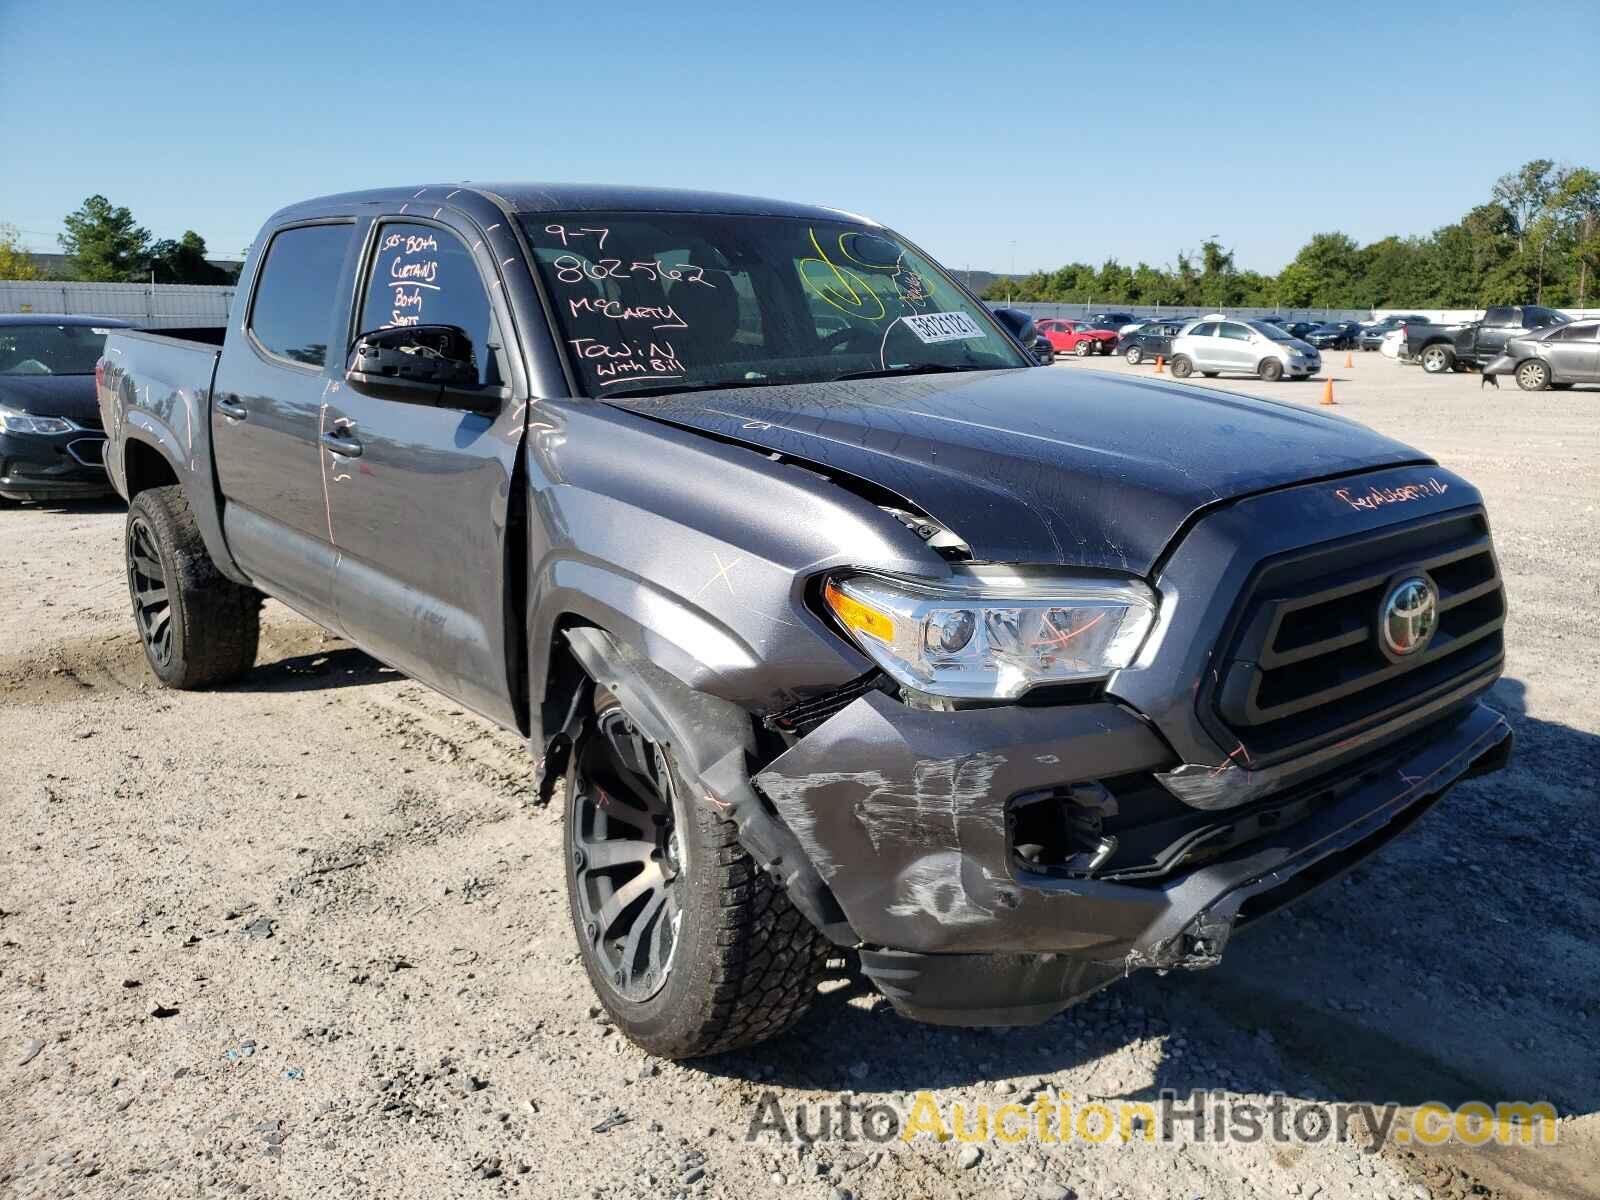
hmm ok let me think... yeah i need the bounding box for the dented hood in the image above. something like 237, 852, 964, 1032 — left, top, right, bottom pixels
607, 368, 1425, 573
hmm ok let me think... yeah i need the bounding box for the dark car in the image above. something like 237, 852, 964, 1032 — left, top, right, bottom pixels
1359, 314, 1430, 351
99, 181, 1512, 1060
1087, 311, 1136, 329
990, 306, 1054, 365
1282, 321, 1321, 341
1114, 320, 1184, 364
1306, 321, 1362, 351
0, 314, 133, 503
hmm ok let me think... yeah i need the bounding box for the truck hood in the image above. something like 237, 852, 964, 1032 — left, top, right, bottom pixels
607, 367, 1426, 573
0, 374, 100, 426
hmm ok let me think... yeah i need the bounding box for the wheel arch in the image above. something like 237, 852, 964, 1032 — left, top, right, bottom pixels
552, 623, 854, 945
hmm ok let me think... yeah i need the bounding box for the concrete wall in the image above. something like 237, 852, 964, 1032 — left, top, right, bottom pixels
0, 281, 234, 329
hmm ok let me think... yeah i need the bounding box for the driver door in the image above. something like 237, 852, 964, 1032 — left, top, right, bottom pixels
322, 215, 527, 729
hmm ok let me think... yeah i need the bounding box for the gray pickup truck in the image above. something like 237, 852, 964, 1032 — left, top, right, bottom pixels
99, 183, 1512, 1059
1405, 304, 1570, 373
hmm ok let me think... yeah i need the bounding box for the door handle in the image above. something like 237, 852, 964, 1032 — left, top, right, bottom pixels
321, 430, 362, 457
215, 394, 247, 420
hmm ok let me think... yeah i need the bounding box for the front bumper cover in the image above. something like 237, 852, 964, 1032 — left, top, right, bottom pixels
755, 693, 1510, 1025
0, 429, 111, 500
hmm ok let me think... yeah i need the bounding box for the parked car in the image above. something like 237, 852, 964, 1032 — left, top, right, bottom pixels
1283, 321, 1321, 340
1482, 318, 1599, 390
1358, 314, 1430, 351
1169, 317, 1321, 381
1037, 317, 1118, 357
1086, 311, 1136, 329
1115, 320, 1185, 364
1405, 305, 1571, 374
99, 181, 1511, 1060
990, 306, 1055, 365
1305, 321, 1362, 351
0, 314, 133, 503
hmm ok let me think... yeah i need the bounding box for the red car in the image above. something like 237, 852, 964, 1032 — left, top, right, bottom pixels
1036, 318, 1119, 357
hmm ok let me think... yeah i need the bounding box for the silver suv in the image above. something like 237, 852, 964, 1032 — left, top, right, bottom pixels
1169, 316, 1321, 382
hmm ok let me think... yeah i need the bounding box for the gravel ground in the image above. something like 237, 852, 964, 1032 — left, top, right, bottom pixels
2, 353, 1597, 1200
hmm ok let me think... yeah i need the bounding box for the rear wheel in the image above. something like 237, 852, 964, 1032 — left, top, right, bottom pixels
125, 486, 260, 689
1170, 355, 1194, 378
565, 689, 829, 1058
1258, 359, 1284, 382
1515, 360, 1550, 391
1074, 340, 1093, 358
1420, 345, 1455, 374
1125, 345, 1143, 365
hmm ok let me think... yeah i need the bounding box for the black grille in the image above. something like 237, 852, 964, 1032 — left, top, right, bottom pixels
1211, 510, 1504, 760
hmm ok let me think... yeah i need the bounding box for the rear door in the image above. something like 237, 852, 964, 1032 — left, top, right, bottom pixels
1474, 306, 1518, 361
1545, 320, 1600, 381
212, 220, 357, 629
1216, 321, 1255, 372
1185, 321, 1220, 368
323, 215, 528, 729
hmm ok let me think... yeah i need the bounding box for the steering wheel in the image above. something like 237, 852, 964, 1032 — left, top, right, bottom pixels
819, 325, 880, 355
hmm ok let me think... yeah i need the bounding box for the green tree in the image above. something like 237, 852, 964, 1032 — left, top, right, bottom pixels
1492, 159, 1555, 252
59, 195, 151, 281
1552, 167, 1600, 307
0, 223, 47, 280
149, 230, 233, 284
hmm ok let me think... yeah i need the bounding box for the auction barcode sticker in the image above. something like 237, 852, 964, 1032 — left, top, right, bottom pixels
901, 312, 988, 344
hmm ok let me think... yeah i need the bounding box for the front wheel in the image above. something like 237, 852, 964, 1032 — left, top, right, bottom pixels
1515, 360, 1550, 391
1170, 355, 1194, 378
1074, 340, 1093, 358
126, 486, 260, 688
1125, 345, 1143, 365
1258, 359, 1285, 382
1420, 345, 1455, 374
565, 689, 829, 1058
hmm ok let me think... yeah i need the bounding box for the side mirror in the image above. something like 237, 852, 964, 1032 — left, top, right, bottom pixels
345, 324, 501, 414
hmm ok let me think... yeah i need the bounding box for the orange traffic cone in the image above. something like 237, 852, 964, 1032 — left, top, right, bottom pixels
1344, 352, 1353, 369
1154, 355, 1164, 374
1320, 378, 1336, 406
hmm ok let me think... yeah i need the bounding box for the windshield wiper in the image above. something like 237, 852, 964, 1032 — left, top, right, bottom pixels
598, 375, 811, 399
830, 363, 991, 383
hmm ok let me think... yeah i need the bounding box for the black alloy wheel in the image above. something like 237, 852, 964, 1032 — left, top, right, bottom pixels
568, 703, 685, 1003
127, 515, 173, 669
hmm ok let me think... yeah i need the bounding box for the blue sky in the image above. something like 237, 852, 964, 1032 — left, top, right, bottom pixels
3, 0, 1596, 274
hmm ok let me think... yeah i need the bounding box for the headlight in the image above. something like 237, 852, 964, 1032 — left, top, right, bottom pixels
822, 568, 1158, 700
0, 408, 76, 436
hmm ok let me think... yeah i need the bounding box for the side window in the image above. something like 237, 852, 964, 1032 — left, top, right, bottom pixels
1485, 307, 1515, 327
1219, 322, 1251, 341
358, 221, 498, 386
1189, 322, 1218, 338
248, 223, 352, 367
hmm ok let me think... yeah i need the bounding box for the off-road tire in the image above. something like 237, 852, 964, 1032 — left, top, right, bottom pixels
1259, 358, 1284, 382
565, 689, 829, 1059
1515, 360, 1550, 391
1420, 345, 1455, 374
125, 486, 260, 688
1170, 355, 1194, 378
1125, 345, 1143, 365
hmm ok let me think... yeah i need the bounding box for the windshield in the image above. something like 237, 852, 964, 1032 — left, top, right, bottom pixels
1248, 321, 1295, 341
0, 323, 113, 376
521, 213, 1030, 396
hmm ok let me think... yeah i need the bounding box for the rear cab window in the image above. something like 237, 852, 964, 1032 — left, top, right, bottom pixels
247, 223, 353, 368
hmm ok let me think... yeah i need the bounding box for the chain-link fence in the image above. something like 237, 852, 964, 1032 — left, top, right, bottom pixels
0, 281, 234, 328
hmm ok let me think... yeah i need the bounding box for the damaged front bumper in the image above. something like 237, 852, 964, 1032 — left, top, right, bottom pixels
754, 692, 1511, 1026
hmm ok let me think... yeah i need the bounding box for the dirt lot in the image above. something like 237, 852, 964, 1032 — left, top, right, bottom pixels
2, 354, 1597, 1200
